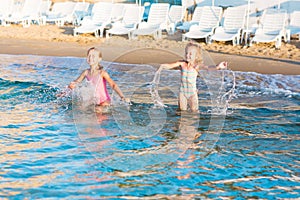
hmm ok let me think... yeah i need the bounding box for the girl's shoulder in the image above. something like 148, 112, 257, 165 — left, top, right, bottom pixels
178, 59, 188, 64
178, 60, 188, 68
83, 69, 89, 76
100, 69, 109, 77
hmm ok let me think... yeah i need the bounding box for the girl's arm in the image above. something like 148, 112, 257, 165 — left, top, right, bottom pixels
158, 61, 183, 71
68, 70, 88, 89
197, 61, 228, 71
102, 71, 126, 101
56, 70, 87, 97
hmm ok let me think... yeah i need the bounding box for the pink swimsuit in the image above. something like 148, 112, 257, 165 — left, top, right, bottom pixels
86, 72, 111, 105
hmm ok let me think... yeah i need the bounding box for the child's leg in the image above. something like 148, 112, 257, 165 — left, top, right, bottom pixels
179, 92, 188, 111
95, 101, 111, 113
95, 105, 111, 114
188, 93, 199, 112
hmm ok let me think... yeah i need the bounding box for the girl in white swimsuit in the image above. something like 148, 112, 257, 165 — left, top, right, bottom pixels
157, 42, 227, 112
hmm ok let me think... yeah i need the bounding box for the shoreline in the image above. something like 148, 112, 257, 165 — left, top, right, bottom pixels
1, 38, 299, 75
0, 25, 299, 75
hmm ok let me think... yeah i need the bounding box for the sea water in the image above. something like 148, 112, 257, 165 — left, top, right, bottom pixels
0, 53, 299, 199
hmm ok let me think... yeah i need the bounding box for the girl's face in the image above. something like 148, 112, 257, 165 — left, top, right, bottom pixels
185, 46, 198, 63
87, 49, 101, 67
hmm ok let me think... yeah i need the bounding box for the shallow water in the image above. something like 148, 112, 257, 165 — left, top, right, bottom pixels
0, 54, 299, 199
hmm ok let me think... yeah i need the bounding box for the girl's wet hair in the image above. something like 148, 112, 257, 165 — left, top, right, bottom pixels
185, 42, 203, 65
87, 47, 102, 58
87, 47, 103, 69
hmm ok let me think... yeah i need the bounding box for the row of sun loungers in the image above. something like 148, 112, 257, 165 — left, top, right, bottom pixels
0, 0, 299, 49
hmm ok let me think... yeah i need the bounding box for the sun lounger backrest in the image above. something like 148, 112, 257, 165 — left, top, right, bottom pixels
39, 0, 51, 15
191, 6, 203, 23
222, 7, 246, 32
198, 6, 222, 31
122, 5, 144, 25
74, 2, 90, 13
91, 2, 113, 25
111, 3, 125, 22
0, 0, 13, 18
51, 2, 67, 15
147, 3, 170, 25
21, 0, 42, 17
261, 9, 287, 34
168, 5, 184, 23
289, 11, 300, 27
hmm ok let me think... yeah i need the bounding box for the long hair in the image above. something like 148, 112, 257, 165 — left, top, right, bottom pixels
184, 42, 203, 66
87, 47, 103, 70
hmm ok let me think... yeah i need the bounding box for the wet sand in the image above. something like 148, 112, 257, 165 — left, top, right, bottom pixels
0, 24, 299, 75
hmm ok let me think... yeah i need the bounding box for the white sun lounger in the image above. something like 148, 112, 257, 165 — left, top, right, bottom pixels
111, 3, 126, 23
38, 1, 52, 25
131, 3, 170, 40
286, 11, 300, 42
73, 2, 90, 26
176, 6, 203, 32
210, 7, 247, 46
165, 5, 184, 35
182, 6, 222, 43
106, 5, 144, 39
4, 0, 43, 27
0, 0, 13, 26
250, 9, 287, 49
45, 2, 76, 26
73, 2, 113, 38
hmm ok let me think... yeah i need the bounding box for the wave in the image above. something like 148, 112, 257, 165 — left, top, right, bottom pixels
0, 54, 299, 104
0, 78, 61, 104
232, 71, 300, 98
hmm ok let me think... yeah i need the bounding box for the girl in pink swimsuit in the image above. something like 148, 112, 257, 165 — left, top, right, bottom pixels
157, 42, 227, 112
68, 47, 127, 113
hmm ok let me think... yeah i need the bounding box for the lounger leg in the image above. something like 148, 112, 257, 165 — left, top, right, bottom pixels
131, 33, 137, 40
232, 38, 236, 46
237, 35, 240, 45
275, 37, 281, 49
168, 24, 175, 35
22, 19, 30, 28
205, 35, 212, 44
128, 32, 131, 40
249, 38, 253, 47
157, 30, 162, 39
153, 31, 158, 40
94, 30, 99, 38
286, 29, 290, 43
100, 28, 107, 38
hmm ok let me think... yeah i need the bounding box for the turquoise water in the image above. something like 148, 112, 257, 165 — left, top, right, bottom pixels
0, 54, 299, 199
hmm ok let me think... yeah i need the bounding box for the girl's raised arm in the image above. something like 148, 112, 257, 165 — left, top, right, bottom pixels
158, 61, 183, 71
68, 70, 88, 89
198, 61, 228, 71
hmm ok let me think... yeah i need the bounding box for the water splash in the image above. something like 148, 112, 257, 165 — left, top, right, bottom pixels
149, 69, 167, 108
208, 70, 236, 115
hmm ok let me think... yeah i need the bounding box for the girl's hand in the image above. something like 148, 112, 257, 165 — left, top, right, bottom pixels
121, 97, 130, 103
217, 61, 228, 70
56, 88, 71, 97
56, 91, 66, 97
68, 82, 77, 89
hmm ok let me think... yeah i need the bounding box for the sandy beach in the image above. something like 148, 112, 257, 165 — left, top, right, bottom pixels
0, 24, 299, 75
